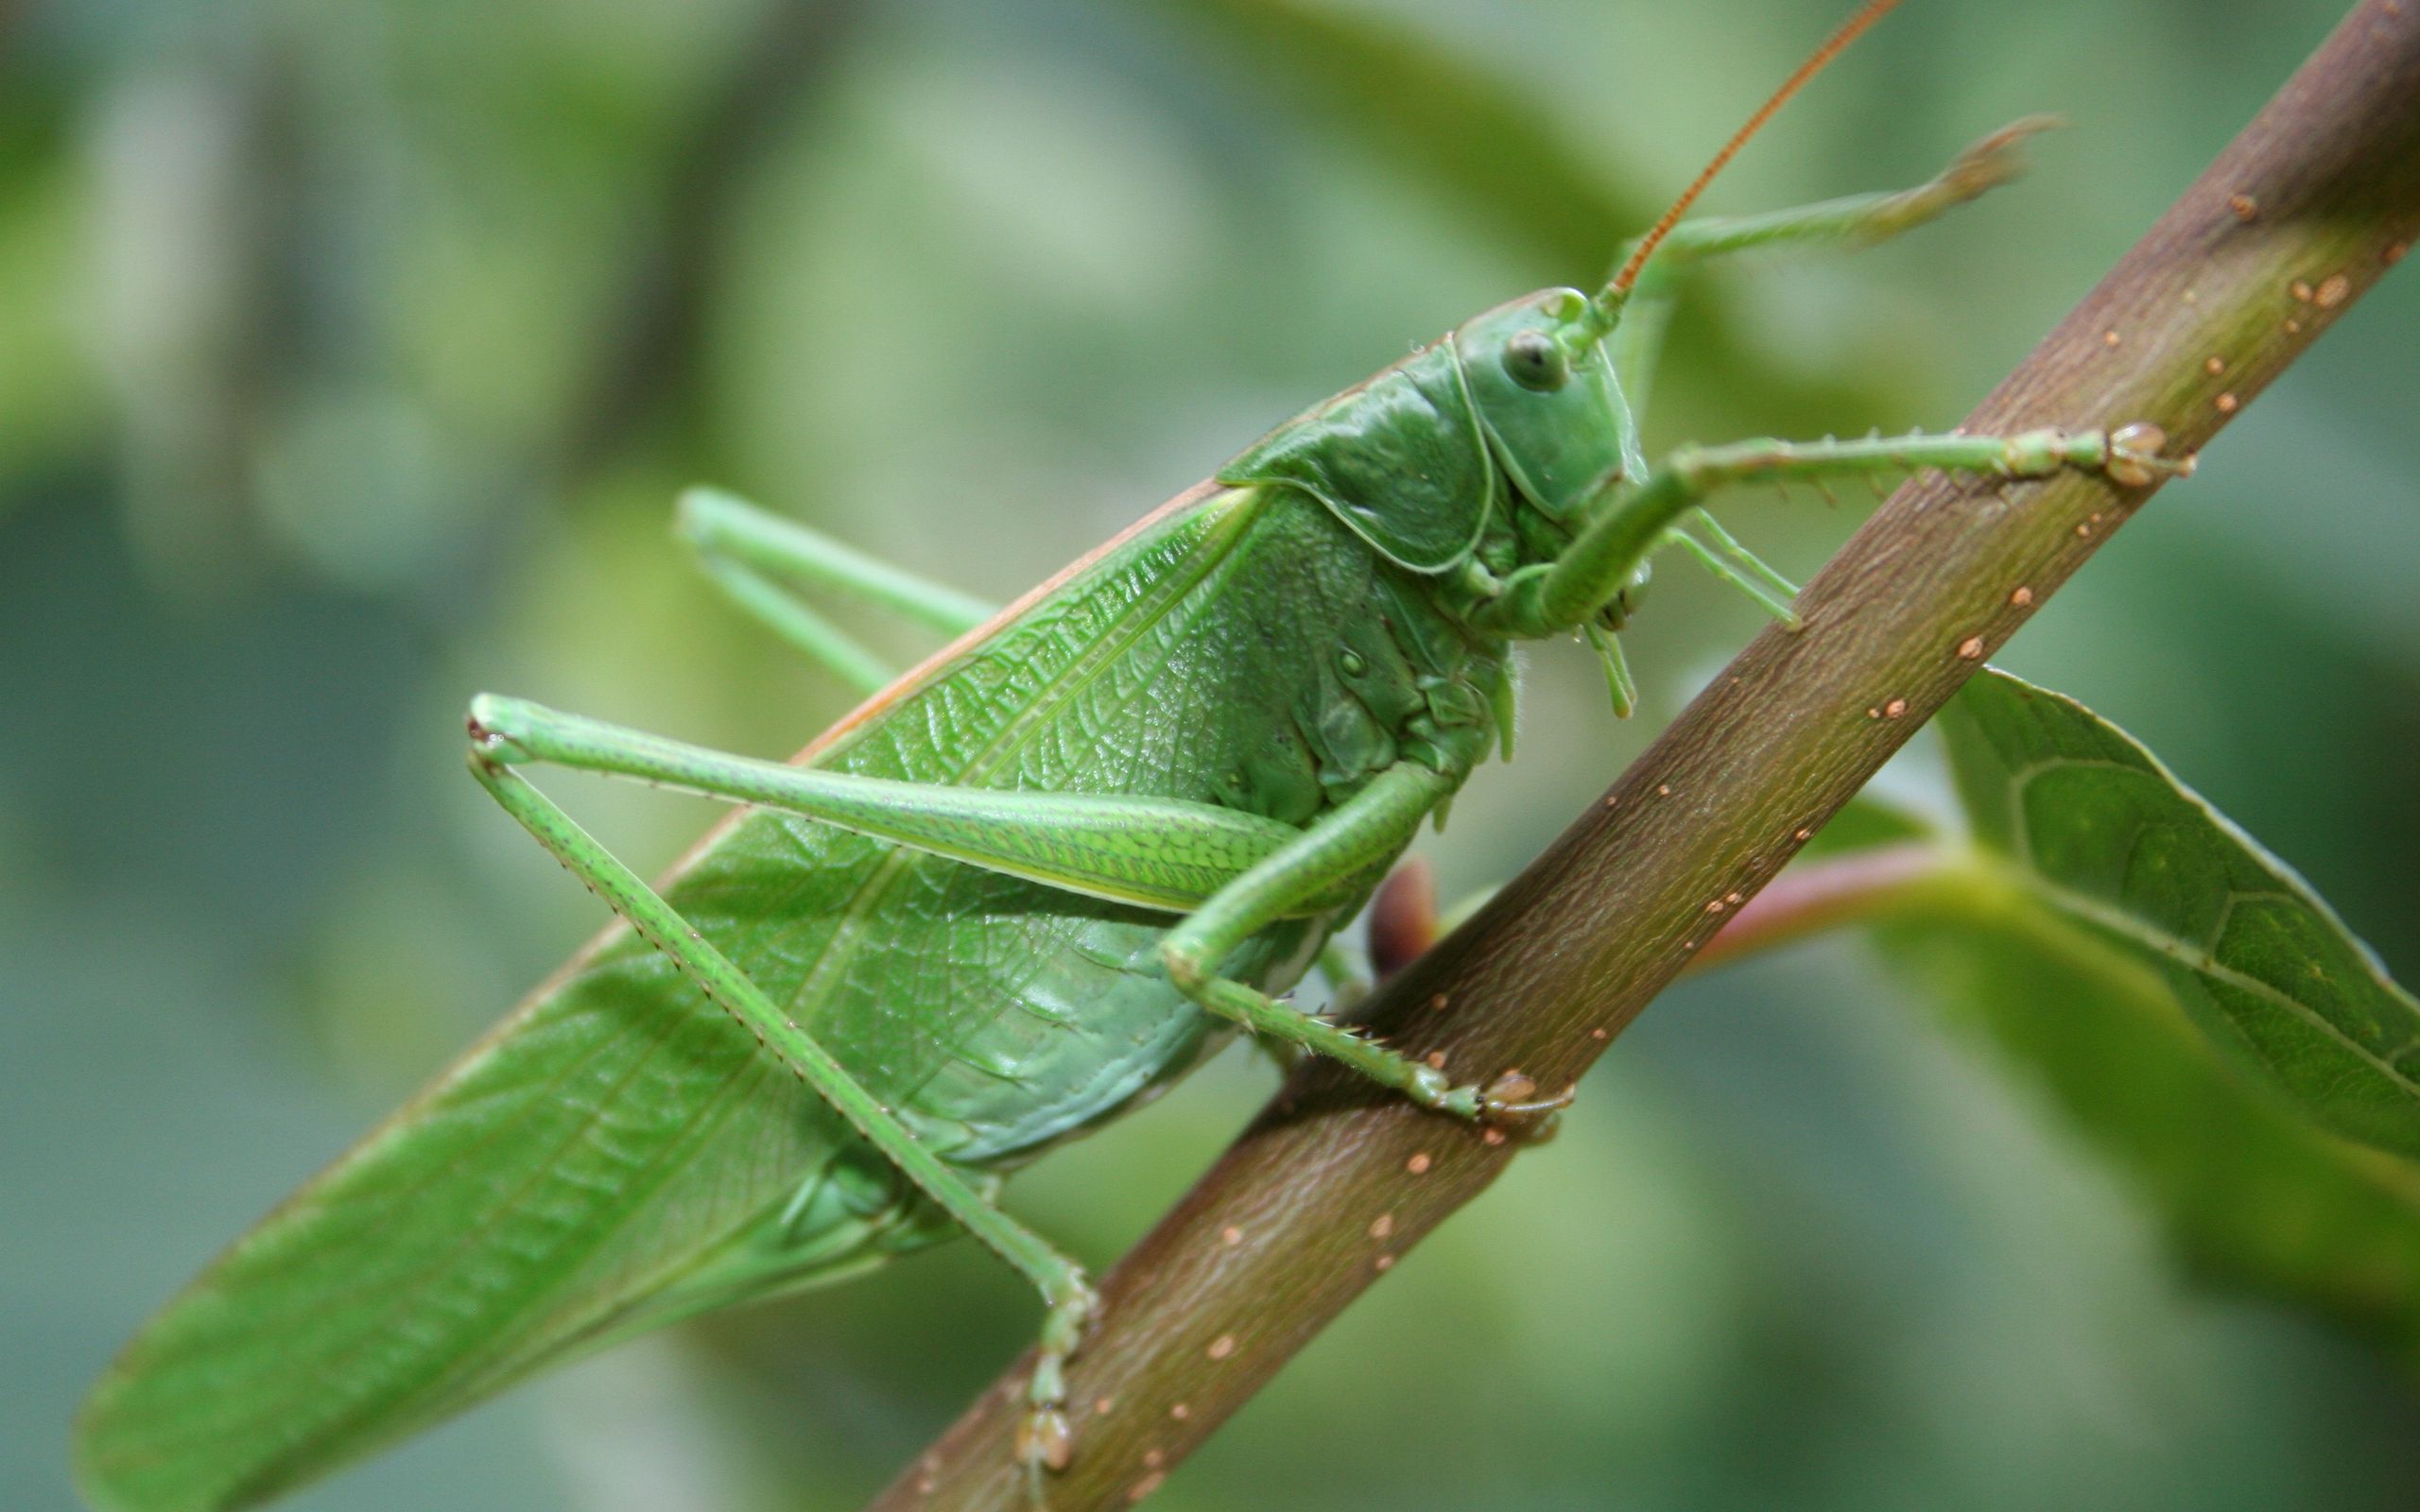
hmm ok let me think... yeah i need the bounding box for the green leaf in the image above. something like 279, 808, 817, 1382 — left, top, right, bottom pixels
1835, 669, 2420, 1365
1876, 899, 2420, 1367
1803, 670, 2420, 1365
1938, 667, 2420, 1162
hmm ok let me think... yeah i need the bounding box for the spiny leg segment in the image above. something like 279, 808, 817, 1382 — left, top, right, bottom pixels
1483, 423, 2183, 641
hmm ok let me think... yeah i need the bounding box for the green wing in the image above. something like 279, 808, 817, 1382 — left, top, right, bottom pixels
73, 490, 1274, 1512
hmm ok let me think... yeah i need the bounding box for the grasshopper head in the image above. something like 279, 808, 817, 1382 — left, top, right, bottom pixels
1454, 289, 1635, 555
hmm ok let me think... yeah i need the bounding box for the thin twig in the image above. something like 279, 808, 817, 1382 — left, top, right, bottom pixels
867, 6, 2420, 1507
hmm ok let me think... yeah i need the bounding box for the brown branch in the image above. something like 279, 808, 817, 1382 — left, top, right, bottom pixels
868, 6, 2420, 1507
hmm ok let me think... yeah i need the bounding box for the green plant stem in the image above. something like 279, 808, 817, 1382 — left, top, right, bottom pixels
864, 7, 2420, 1508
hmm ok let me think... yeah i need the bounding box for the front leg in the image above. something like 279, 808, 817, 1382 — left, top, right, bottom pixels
1159, 763, 1567, 1128
1481, 422, 2187, 639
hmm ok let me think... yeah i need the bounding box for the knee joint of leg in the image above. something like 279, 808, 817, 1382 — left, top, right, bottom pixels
463, 694, 535, 765
1669, 444, 1719, 491
1160, 937, 1206, 990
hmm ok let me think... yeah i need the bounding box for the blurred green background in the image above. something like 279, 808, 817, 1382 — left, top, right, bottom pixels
7, 0, 2418, 1507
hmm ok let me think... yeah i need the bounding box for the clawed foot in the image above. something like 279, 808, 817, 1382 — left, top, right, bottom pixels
1012, 1280, 1097, 1491
2102, 421, 2195, 488
1435, 1069, 1573, 1137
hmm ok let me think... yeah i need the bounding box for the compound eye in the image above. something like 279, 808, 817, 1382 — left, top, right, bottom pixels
1503, 330, 1569, 392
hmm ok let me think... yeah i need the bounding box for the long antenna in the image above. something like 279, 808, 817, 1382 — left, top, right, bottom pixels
1603, 0, 1901, 303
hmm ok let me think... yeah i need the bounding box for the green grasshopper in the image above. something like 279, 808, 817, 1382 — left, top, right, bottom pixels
74, 4, 2183, 1506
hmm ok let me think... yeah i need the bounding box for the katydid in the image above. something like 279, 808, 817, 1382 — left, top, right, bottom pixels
73, 5, 2186, 1507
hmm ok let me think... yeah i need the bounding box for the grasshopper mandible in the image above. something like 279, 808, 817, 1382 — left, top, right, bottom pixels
75, 3, 2183, 1506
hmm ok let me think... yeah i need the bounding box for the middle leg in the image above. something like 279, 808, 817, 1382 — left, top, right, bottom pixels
1159, 762, 1567, 1126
